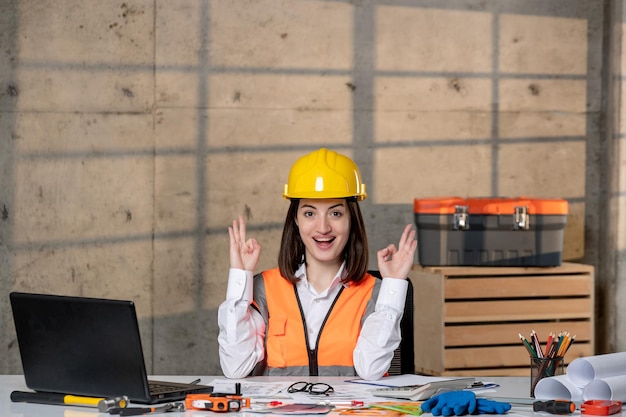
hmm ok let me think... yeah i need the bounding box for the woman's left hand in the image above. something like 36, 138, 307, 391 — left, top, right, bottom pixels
377, 224, 417, 279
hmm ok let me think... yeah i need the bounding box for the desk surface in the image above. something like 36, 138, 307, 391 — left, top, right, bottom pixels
0, 375, 551, 417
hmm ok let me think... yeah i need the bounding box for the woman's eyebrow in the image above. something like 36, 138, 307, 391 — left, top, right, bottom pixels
300, 203, 345, 210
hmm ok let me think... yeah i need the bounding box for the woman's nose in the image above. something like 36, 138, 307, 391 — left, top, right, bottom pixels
317, 216, 331, 233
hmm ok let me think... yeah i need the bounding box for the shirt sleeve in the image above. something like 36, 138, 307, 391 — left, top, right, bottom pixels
217, 268, 266, 379
353, 277, 408, 380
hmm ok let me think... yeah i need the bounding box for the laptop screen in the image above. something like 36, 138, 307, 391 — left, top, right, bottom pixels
10, 292, 153, 401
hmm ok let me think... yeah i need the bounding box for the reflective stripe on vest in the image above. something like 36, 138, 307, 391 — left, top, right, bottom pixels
260, 267, 379, 376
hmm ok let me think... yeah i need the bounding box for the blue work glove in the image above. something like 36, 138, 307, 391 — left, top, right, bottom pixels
421, 391, 477, 416
476, 398, 512, 414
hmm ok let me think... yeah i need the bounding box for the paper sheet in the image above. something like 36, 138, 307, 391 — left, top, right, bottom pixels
567, 352, 626, 387
209, 378, 292, 398
533, 374, 583, 402
346, 375, 470, 388
583, 375, 626, 401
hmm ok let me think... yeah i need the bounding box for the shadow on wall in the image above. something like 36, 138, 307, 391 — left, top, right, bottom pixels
144, 309, 222, 376
0, 0, 609, 374
0, 0, 19, 374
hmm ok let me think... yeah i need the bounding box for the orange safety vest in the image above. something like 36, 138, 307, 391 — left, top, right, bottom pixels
254, 267, 380, 376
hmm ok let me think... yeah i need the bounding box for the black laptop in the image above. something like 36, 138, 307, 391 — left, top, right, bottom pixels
10, 292, 212, 404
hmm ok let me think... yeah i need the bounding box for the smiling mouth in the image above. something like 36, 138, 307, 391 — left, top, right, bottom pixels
314, 237, 335, 244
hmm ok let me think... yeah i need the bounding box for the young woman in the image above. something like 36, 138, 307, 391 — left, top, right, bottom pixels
217, 148, 417, 380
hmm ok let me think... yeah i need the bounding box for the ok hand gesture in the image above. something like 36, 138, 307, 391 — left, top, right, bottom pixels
229, 215, 262, 272
376, 224, 417, 279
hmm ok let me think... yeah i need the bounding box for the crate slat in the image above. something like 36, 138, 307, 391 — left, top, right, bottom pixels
445, 275, 592, 299
445, 298, 593, 323
445, 321, 593, 347
423, 263, 594, 277
443, 343, 592, 369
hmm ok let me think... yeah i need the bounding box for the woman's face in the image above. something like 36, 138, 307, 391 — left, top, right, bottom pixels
296, 199, 351, 266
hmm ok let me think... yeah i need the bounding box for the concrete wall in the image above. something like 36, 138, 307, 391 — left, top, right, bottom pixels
0, 0, 621, 375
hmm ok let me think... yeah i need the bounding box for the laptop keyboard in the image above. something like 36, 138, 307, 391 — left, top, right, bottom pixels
149, 382, 183, 394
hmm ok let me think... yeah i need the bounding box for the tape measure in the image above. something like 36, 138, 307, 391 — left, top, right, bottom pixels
581, 400, 622, 416
185, 393, 251, 412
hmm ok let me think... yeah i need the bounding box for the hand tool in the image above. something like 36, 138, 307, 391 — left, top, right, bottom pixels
532, 400, 576, 414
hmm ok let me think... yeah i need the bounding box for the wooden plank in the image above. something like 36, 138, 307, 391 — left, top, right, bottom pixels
445, 298, 593, 323
444, 343, 592, 369
412, 262, 594, 278
411, 270, 445, 374
445, 275, 592, 299
444, 321, 593, 347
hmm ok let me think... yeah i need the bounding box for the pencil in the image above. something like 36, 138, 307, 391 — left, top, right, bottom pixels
519, 333, 537, 358
566, 335, 576, 353
531, 330, 543, 358
560, 334, 576, 356
557, 333, 571, 357
544, 332, 554, 358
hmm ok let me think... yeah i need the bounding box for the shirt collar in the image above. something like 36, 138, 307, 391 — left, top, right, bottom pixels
295, 261, 349, 291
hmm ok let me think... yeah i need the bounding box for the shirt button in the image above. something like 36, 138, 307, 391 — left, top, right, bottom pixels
389, 289, 397, 295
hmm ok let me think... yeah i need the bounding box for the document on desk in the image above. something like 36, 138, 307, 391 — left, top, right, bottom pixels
208, 379, 292, 398
346, 374, 471, 388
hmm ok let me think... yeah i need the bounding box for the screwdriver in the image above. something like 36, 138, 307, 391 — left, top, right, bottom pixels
533, 400, 576, 414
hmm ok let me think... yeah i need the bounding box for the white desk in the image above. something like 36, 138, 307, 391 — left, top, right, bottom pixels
0, 375, 552, 417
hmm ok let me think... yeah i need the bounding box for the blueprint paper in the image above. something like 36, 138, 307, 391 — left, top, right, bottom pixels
534, 374, 583, 402
583, 375, 626, 401
567, 352, 626, 387
534, 353, 626, 402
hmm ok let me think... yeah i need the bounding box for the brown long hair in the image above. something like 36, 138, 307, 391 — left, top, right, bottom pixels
277, 199, 369, 284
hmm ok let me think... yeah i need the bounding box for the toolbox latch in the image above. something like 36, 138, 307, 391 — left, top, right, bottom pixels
454, 206, 470, 230
513, 206, 530, 230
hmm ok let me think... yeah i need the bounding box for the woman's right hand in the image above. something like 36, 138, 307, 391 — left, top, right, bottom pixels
229, 215, 262, 271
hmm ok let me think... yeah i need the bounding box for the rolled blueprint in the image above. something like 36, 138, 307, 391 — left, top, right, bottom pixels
534, 374, 583, 402
567, 352, 626, 387
583, 375, 626, 401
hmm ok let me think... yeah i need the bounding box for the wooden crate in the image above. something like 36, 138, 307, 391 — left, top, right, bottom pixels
410, 262, 595, 376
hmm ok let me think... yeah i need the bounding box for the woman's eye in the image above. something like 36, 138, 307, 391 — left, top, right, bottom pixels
331, 211, 342, 217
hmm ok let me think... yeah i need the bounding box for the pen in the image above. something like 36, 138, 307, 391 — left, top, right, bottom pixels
318, 400, 364, 407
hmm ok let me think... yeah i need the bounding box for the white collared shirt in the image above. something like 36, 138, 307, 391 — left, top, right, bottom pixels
217, 263, 408, 380
293, 262, 345, 350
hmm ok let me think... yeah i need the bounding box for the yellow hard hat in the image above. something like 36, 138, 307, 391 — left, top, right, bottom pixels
283, 148, 367, 200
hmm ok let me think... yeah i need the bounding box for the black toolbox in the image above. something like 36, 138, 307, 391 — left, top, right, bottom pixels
413, 197, 568, 266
